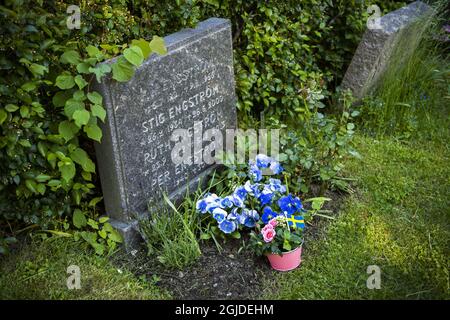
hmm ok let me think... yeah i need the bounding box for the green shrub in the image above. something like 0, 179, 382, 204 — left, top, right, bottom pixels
0, 0, 407, 235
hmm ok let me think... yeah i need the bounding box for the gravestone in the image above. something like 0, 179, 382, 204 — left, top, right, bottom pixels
94, 18, 237, 246
341, 1, 431, 99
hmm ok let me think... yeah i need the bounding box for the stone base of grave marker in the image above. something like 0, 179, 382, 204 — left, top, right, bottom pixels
94, 18, 238, 250
341, 1, 431, 99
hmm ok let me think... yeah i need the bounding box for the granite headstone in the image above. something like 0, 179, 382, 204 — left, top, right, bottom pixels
94, 18, 237, 246
341, 1, 431, 99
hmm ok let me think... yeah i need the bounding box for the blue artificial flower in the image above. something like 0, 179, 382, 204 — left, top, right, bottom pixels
241, 209, 259, 228
219, 219, 237, 234
277, 195, 303, 215
258, 187, 274, 206
244, 180, 254, 193
227, 208, 240, 220
268, 178, 287, 193
250, 164, 263, 182
220, 196, 234, 208
212, 207, 227, 223
255, 154, 271, 168
231, 194, 244, 208
261, 206, 278, 224
234, 186, 247, 200
196, 198, 209, 214
270, 161, 284, 174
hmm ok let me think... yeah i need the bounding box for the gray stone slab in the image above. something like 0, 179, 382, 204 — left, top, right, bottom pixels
93, 18, 237, 247
341, 1, 431, 99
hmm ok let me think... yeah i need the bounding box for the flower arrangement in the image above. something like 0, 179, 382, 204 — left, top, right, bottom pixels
196, 153, 329, 270
196, 154, 298, 234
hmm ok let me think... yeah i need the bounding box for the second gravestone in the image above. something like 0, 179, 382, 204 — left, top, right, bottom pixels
94, 18, 237, 245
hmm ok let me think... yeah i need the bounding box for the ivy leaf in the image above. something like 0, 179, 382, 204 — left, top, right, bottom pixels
131, 39, 152, 59
72, 109, 90, 127
60, 50, 81, 65
87, 91, 103, 105
91, 104, 106, 122
55, 73, 75, 89
70, 147, 96, 173
84, 123, 102, 142
64, 99, 84, 118
58, 160, 76, 183
149, 36, 167, 55
73, 209, 87, 229
111, 57, 134, 82
58, 120, 79, 142
74, 75, 88, 89
123, 45, 144, 66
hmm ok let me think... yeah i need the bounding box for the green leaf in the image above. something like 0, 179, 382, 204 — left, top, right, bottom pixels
74, 75, 88, 89
89, 197, 103, 208
111, 57, 134, 82
84, 123, 102, 142
87, 218, 99, 230
73, 90, 86, 101
58, 120, 79, 142
70, 147, 95, 172
29, 63, 48, 76
99, 216, 109, 223
149, 36, 167, 55
5, 104, 19, 112
60, 50, 81, 65
64, 99, 85, 118
98, 229, 107, 239
58, 161, 76, 183
72, 109, 90, 127
25, 179, 37, 193
19, 106, 29, 118
108, 229, 123, 243
123, 45, 144, 66
131, 39, 152, 59
52, 91, 72, 108
86, 45, 101, 58
55, 73, 75, 89
73, 209, 87, 229
91, 104, 106, 122
87, 91, 103, 105
0, 109, 7, 124
89, 64, 111, 83
76, 62, 90, 74
21, 82, 37, 92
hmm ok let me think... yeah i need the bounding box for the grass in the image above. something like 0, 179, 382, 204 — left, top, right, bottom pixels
359, 4, 449, 138
0, 236, 170, 299
263, 111, 449, 300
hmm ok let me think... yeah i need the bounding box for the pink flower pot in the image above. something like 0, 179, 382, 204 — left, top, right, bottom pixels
266, 245, 302, 271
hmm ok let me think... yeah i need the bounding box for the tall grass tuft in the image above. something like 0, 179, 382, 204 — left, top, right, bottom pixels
138, 171, 230, 269
359, 1, 449, 138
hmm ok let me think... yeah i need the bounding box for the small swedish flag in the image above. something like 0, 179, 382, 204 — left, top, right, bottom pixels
285, 214, 305, 229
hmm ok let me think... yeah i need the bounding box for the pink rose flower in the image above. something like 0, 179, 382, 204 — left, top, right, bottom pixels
263, 228, 276, 243
261, 224, 273, 235
268, 218, 278, 228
